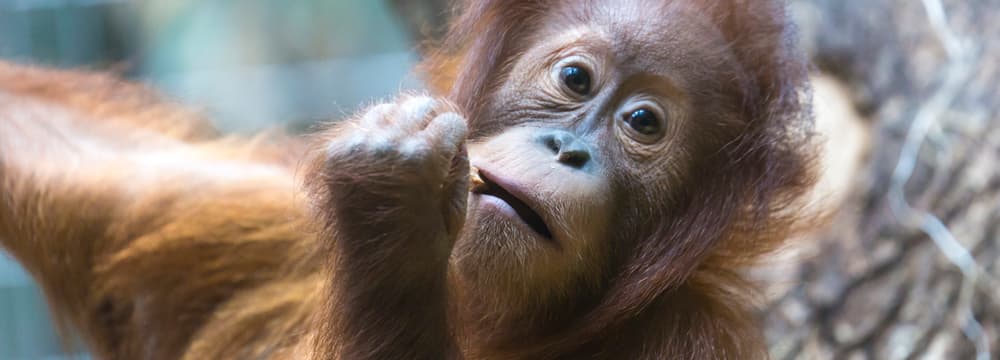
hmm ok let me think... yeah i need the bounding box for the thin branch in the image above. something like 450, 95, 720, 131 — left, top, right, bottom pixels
889, 1, 991, 358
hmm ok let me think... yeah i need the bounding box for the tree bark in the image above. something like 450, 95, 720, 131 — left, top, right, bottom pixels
765, 1, 1000, 359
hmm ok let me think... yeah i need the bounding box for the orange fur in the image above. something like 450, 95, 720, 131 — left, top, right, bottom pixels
0, 1, 817, 359
0, 63, 321, 359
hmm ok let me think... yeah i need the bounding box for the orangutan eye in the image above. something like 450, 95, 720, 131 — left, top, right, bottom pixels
624, 108, 661, 136
559, 66, 591, 95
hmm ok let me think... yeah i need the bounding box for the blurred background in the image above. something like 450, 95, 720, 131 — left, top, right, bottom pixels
0, 0, 444, 133
1, 0, 998, 359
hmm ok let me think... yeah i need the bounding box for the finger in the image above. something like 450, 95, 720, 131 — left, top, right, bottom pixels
359, 103, 397, 130
441, 145, 470, 238
420, 112, 468, 159
396, 96, 437, 135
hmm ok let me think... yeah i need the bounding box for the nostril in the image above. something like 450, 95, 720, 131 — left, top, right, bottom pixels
537, 130, 592, 168
557, 150, 590, 168
544, 136, 560, 154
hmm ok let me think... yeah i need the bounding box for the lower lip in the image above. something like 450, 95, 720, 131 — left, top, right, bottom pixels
475, 193, 521, 220
472, 193, 554, 243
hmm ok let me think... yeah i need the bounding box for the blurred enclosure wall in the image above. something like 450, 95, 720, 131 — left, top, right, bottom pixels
0, 1, 427, 358
0, 0, 421, 132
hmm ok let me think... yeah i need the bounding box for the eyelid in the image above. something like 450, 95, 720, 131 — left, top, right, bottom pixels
566, 52, 603, 73
555, 53, 595, 67
554, 44, 597, 65
622, 98, 667, 122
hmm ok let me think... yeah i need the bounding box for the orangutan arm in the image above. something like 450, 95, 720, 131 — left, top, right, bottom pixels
0, 63, 311, 358
304, 96, 468, 360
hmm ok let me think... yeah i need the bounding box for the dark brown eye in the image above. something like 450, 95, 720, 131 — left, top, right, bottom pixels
560, 66, 591, 95
624, 108, 661, 136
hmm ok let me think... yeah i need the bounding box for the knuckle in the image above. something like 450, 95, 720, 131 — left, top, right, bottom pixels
424, 113, 468, 150
400, 96, 437, 118
399, 138, 432, 162
325, 133, 400, 162
325, 135, 359, 160
360, 103, 397, 125
367, 136, 397, 157
436, 113, 469, 135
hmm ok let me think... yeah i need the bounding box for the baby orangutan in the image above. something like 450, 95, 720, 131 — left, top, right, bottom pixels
0, 0, 815, 359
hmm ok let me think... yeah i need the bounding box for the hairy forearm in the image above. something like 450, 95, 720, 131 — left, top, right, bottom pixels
324, 246, 454, 360
310, 167, 457, 360
0, 80, 306, 355
307, 97, 468, 359
0, 93, 123, 273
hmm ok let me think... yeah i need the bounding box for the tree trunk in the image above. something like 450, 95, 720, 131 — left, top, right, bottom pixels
765, 1, 1000, 359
